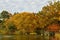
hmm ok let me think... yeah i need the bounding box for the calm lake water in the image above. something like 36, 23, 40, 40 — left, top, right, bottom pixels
0, 35, 49, 40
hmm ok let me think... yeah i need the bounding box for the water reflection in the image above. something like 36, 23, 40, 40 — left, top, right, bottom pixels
0, 34, 59, 40
0, 35, 45, 40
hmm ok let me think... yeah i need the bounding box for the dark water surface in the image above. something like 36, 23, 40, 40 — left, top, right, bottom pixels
0, 35, 49, 40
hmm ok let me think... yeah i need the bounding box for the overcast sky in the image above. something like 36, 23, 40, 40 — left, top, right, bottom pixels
0, 0, 53, 13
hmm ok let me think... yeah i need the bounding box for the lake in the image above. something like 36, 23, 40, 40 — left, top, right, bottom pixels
0, 35, 49, 40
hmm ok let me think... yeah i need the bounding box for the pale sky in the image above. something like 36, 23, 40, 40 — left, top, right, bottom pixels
0, 0, 52, 13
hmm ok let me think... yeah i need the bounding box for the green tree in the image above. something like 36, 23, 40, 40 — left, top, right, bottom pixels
7, 23, 17, 34
1, 10, 11, 19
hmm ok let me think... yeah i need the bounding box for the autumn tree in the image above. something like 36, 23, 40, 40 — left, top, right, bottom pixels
5, 12, 41, 34
37, 1, 60, 27
3, 1, 60, 35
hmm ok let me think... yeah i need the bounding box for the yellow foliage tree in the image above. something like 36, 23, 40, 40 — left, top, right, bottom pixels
5, 12, 41, 34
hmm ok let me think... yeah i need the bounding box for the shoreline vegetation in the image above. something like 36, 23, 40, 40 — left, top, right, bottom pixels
0, 1, 60, 35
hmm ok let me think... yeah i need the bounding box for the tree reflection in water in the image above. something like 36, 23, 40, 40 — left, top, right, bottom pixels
0, 34, 58, 40
0, 35, 44, 40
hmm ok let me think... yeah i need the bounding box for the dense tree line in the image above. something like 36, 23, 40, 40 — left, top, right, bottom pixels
0, 1, 60, 34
